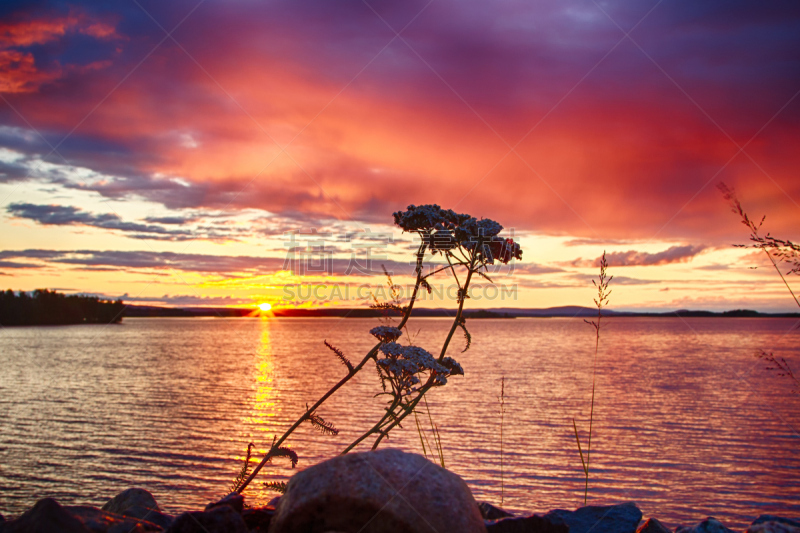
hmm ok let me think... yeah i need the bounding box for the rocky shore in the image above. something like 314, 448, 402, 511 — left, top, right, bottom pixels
1, 449, 797, 533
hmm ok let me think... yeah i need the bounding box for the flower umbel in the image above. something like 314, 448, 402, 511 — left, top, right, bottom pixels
369, 326, 403, 343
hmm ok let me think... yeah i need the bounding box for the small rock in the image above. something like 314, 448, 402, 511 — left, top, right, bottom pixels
241, 507, 275, 533
748, 522, 800, 533
266, 496, 281, 508
636, 517, 671, 533
675, 517, 735, 533
752, 516, 800, 529
166, 506, 247, 533
205, 492, 244, 514
120, 506, 174, 529
269, 448, 486, 533
0, 498, 90, 533
66, 506, 161, 533
543, 502, 643, 533
480, 502, 514, 520
101, 489, 159, 516
486, 514, 569, 533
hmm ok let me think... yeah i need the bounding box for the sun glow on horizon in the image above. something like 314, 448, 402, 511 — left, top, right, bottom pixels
258, 302, 272, 311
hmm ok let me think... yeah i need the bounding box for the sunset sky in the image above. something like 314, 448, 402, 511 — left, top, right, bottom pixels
1, 0, 799, 312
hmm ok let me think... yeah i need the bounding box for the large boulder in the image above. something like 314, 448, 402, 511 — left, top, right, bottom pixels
0, 498, 90, 533
543, 502, 642, 533
102, 489, 159, 516
268, 448, 487, 533
166, 505, 248, 533
675, 517, 735, 533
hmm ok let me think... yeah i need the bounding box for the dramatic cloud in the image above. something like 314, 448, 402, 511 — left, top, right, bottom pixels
6, 202, 198, 240
0, 0, 796, 239
0, 8, 121, 93
5, 202, 265, 241
0, 249, 442, 278
568, 245, 709, 268
568, 273, 661, 286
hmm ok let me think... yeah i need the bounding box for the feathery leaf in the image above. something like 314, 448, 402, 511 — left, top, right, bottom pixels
457, 317, 471, 352
308, 412, 340, 435
269, 446, 298, 468
420, 277, 433, 294
264, 481, 288, 494
324, 340, 353, 372
229, 442, 255, 493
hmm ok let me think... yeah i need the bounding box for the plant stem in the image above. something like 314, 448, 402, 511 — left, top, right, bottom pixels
583, 293, 602, 505
760, 247, 800, 309
499, 376, 505, 506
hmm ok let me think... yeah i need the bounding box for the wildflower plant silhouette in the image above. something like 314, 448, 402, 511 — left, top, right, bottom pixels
232, 204, 522, 494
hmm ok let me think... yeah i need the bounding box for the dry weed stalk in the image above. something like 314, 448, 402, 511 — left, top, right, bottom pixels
573, 251, 612, 505
718, 183, 800, 394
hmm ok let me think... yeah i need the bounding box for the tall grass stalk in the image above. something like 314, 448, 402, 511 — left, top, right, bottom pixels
719, 183, 800, 393
499, 376, 506, 506
423, 397, 446, 468
718, 183, 800, 309
573, 251, 612, 505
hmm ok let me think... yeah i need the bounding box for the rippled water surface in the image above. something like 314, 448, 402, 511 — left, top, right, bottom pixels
1, 316, 799, 529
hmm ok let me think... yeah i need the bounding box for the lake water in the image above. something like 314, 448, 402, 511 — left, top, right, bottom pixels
0, 316, 798, 529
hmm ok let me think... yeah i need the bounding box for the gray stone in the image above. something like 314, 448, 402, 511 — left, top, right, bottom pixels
675, 517, 734, 533
166, 506, 247, 533
65, 506, 161, 533
486, 514, 569, 533
480, 502, 514, 520
748, 522, 800, 533
269, 448, 486, 533
752, 517, 800, 529
0, 498, 90, 533
101, 488, 160, 516
266, 496, 281, 508
636, 517, 670, 533
543, 502, 642, 533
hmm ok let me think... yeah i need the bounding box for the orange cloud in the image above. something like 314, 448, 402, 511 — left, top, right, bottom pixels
0, 50, 61, 93
0, 10, 120, 93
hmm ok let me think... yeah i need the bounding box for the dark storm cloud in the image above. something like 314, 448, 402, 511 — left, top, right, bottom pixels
0, 248, 436, 277
6, 202, 197, 239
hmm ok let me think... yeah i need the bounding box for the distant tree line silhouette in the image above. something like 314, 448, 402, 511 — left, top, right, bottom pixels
0, 289, 125, 326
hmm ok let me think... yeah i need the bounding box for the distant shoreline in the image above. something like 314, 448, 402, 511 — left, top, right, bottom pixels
122, 305, 800, 319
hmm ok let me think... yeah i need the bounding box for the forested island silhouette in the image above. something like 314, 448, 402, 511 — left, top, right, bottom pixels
0, 289, 124, 326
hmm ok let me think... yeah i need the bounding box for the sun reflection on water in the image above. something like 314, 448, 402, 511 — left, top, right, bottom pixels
248, 320, 275, 434
234, 318, 277, 503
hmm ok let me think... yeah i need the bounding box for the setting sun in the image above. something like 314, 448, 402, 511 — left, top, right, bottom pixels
258, 303, 272, 312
